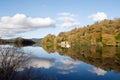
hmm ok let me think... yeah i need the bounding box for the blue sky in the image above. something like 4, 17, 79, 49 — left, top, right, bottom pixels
0, 0, 120, 39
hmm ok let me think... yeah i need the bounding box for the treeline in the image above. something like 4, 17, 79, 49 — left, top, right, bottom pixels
14, 37, 35, 47
42, 18, 120, 47
0, 38, 35, 47
0, 39, 14, 44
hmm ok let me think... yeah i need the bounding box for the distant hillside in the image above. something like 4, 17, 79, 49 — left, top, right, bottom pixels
42, 18, 120, 47
0, 38, 35, 47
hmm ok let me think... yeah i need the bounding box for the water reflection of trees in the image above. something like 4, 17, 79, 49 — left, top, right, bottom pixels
0, 38, 35, 48
0, 46, 56, 80
42, 45, 120, 72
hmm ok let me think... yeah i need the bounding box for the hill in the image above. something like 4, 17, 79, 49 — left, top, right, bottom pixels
42, 18, 120, 47
0, 38, 35, 47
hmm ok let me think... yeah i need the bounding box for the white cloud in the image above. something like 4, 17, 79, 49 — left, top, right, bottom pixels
58, 70, 76, 74
88, 12, 108, 21
0, 14, 55, 37
16, 57, 56, 71
88, 67, 107, 76
26, 57, 55, 69
58, 16, 75, 22
57, 12, 80, 28
58, 12, 76, 17
56, 58, 80, 70
61, 22, 80, 28
56, 58, 80, 74
60, 58, 80, 65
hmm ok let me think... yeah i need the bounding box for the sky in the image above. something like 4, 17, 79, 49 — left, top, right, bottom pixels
0, 0, 120, 39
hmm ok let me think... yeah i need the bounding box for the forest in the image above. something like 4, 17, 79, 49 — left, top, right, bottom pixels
42, 18, 120, 47
0, 38, 35, 47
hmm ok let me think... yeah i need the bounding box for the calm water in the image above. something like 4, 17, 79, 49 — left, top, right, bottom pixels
1, 45, 120, 80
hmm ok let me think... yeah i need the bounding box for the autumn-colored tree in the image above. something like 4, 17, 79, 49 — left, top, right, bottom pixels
42, 18, 120, 47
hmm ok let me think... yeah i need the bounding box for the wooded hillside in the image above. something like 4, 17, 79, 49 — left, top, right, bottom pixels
42, 18, 120, 47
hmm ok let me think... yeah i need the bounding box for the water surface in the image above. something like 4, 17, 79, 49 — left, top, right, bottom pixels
21, 46, 120, 80
1, 45, 120, 80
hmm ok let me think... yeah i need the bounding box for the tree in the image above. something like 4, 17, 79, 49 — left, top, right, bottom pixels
41, 34, 56, 46
0, 47, 29, 80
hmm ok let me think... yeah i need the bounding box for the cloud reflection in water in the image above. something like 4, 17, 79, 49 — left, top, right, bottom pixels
88, 67, 107, 76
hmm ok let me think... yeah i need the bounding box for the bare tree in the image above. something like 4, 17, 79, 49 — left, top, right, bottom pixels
0, 46, 56, 80
0, 46, 29, 80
